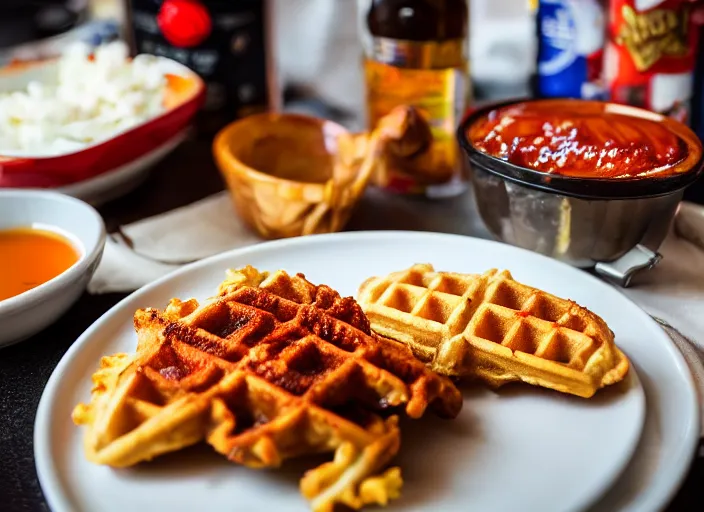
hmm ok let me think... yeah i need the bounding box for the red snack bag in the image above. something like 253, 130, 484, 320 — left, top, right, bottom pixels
604, 0, 701, 122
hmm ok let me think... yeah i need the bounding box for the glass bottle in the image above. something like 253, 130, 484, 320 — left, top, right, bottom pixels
360, 0, 471, 197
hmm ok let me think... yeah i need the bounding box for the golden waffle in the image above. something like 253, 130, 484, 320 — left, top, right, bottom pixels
357, 264, 629, 398
73, 266, 462, 512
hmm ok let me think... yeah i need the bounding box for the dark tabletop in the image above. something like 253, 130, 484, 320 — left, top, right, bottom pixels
1, 133, 703, 512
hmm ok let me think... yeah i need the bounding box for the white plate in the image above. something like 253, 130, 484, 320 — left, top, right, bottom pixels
0, 190, 105, 346
35, 232, 698, 512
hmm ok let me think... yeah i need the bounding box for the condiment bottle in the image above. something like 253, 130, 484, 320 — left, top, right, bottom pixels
125, 0, 280, 134
360, 0, 471, 197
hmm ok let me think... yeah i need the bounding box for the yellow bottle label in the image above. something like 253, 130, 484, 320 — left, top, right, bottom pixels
364, 37, 469, 193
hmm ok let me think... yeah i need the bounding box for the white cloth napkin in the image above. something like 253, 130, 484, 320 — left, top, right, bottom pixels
88, 192, 261, 294
624, 230, 704, 354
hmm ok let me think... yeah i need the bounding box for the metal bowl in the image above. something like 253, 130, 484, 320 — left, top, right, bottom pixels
458, 99, 704, 286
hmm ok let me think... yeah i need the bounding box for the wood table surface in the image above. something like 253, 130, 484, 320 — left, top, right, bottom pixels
0, 134, 702, 511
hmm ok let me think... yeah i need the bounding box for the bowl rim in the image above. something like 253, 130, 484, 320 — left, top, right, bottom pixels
457, 98, 704, 200
212, 111, 351, 189
0, 190, 106, 314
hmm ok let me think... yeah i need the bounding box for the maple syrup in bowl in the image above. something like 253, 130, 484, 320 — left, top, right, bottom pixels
0, 190, 105, 346
458, 99, 704, 268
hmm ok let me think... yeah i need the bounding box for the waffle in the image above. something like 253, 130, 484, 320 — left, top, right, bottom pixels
357, 264, 629, 398
73, 265, 462, 512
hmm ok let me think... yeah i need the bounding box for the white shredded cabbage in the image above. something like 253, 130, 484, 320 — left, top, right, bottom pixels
0, 41, 167, 156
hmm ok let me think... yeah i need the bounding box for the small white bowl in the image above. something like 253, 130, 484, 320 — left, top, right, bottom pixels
0, 190, 106, 346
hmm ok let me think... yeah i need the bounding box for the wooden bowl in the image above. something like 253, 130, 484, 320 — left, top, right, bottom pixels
213, 113, 372, 239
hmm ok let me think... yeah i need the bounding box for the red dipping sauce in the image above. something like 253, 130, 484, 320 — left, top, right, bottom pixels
468, 100, 697, 179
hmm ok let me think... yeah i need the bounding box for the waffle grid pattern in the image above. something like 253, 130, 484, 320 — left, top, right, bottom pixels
358, 264, 629, 398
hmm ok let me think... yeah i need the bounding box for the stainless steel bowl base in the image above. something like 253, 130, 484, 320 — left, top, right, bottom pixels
470, 166, 681, 268
457, 99, 704, 286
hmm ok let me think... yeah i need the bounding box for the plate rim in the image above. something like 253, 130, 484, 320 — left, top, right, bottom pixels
34, 230, 700, 512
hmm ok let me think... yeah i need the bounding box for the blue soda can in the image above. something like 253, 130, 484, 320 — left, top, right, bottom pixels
536, 0, 607, 99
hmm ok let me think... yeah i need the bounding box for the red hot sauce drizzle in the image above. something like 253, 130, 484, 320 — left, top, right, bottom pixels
468, 102, 688, 179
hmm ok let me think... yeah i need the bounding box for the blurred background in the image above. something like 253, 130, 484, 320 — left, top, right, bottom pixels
0, 0, 535, 130
2, 0, 703, 202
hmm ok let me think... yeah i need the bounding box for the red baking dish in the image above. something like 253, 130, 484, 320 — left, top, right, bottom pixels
0, 55, 205, 189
